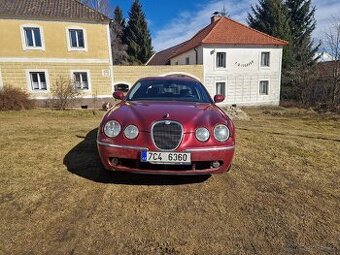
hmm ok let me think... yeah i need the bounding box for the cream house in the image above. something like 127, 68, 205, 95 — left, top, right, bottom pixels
0, 0, 113, 104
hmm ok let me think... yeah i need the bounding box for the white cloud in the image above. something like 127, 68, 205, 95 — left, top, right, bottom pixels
152, 0, 340, 52
152, 0, 256, 51
312, 0, 340, 48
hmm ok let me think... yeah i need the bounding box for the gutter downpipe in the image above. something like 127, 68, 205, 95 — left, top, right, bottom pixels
194, 48, 198, 64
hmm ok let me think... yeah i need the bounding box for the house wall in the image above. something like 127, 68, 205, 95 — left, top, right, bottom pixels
0, 18, 113, 99
113, 65, 204, 87
0, 62, 112, 98
170, 47, 203, 65
0, 18, 110, 59
202, 45, 283, 106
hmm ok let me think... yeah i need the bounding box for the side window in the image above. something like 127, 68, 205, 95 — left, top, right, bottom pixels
29, 72, 47, 91
259, 80, 269, 95
261, 52, 270, 67
68, 28, 86, 50
216, 52, 226, 68
185, 57, 190, 65
21, 25, 44, 50
216, 82, 226, 96
73, 72, 89, 90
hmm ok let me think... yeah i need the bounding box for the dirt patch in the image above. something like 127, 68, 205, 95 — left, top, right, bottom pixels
224, 106, 250, 120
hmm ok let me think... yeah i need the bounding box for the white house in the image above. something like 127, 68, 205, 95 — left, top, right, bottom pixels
147, 15, 288, 106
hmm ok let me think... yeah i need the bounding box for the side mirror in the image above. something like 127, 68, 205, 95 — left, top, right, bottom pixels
214, 94, 225, 103
113, 91, 125, 100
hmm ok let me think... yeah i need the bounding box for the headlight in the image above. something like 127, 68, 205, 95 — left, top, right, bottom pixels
214, 124, 230, 142
195, 127, 210, 142
124, 125, 139, 139
104, 120, 121, 138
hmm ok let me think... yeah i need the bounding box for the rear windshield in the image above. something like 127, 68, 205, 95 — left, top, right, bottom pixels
126, 79, 212, 103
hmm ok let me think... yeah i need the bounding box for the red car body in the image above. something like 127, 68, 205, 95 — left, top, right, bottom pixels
97, 77, 235, 175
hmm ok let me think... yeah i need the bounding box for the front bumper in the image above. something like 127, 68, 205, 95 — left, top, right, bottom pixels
97, 140, 235, 175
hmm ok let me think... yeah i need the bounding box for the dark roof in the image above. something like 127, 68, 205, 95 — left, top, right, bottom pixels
315, 60, 340, 78
0, 0, 110, 23
147, 42, 187, 66
148, 16, 288, 65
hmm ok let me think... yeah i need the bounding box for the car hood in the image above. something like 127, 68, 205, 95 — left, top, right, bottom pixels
103, 101, 230, 133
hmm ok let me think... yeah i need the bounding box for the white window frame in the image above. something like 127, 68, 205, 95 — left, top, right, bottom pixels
26, 69, 49, 92
20, 24, 45, 51
260, 51, 270, 68
216, 51, 227, 69
70, 70, 91, 91
215, 81, 226, 96
66, 26, 88, 52
259, 80, 269, 95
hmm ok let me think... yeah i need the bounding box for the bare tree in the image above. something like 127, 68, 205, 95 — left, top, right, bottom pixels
324, 16, 340, 104
50, 77, 81, 110
80, 0, 112, 17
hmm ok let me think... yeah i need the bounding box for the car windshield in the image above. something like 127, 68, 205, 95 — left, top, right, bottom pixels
126, 78, 212, 103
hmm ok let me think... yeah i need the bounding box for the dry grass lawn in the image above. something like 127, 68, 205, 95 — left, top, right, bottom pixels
0, 107, 339, 254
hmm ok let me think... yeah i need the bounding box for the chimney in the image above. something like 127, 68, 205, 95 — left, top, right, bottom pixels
211, 15, 222, 23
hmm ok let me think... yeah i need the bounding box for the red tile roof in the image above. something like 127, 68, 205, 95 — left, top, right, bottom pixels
315, 60, 340, 78
148, 16, 288, 65
0, 0, 110, 23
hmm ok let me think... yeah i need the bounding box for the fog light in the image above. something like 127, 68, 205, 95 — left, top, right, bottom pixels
211, 161, 220, 168
111, 157, 119, 166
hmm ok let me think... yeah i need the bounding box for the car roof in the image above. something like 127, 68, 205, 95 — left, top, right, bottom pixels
137, 76, 200, 83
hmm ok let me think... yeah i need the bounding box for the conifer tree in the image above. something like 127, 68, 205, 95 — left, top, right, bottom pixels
114, 6, 125, 27
247, 0, 294, 69
123, 0, 153, 64
111, 6, 127, 65
286, 0, 319, 65
285, 0, 320, 102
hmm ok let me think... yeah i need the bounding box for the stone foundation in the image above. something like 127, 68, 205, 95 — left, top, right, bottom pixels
33, 97, 116, 110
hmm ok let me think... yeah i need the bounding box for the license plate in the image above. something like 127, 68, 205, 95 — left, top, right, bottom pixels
141, 151, 191, 164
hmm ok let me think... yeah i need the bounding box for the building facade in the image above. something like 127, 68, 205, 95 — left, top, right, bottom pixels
148, 16, 288, 106
0, 0, 113, 104
0, 1, 288, 107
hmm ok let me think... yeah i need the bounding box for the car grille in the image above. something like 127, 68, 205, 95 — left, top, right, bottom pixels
152, 121, 183, 150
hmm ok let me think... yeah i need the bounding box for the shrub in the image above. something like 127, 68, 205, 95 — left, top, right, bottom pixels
50, 76, 81, 110
0, 85, 35, 111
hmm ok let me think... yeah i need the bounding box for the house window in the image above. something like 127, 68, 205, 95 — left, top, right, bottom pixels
261, 52, 270, 67
259, 80, 269, 95
175, 61, 179, 65
23, 27, 42, 48
69, 29, 85, 48
185, 57, 190, 65
73, 72, 89, 90
216, 82, 226, 96
29, 72, 47, 90
216, 52, 226, 68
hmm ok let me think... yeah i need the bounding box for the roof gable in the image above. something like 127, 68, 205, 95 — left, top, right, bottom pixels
202, 17, 288, 46
0, 0, 110, 23
148, 16, 288, 65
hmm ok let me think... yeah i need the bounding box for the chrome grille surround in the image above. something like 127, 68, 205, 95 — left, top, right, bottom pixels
151, 120, 183, 151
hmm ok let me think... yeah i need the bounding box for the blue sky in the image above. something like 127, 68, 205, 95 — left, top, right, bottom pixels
110, 0, 340, 51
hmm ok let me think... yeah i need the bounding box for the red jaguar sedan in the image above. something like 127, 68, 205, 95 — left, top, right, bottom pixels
97, 77, 235, 175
